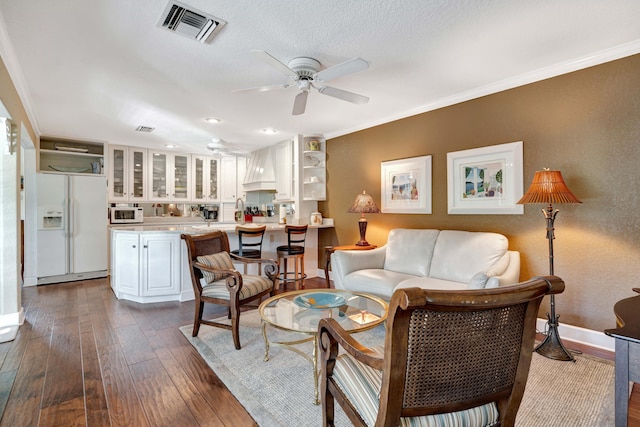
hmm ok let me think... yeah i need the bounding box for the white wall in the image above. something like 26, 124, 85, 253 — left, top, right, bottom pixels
0, 115, 23, 328
21, 125, 36, 286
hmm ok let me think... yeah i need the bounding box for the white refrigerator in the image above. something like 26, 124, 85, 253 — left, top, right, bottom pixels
36, 173, 108, 285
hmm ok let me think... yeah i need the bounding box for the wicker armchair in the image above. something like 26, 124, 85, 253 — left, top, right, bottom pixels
318, 276, 565, 427
181, 231, 278, 349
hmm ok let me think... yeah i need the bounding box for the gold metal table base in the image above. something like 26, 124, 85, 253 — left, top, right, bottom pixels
261, 320, 321, 405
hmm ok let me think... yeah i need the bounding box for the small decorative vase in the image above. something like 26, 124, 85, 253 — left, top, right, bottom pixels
310, 211, 323, 225
308, 140, 320, 151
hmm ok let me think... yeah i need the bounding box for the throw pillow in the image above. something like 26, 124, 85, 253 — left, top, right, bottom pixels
197, 252, 235, 283
467, 272, 489, 289
485, 277, 500, 289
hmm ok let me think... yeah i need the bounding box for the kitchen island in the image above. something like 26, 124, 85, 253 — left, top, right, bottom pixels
109, 220, 333, 304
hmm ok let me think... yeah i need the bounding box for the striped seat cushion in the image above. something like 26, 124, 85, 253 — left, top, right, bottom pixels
201, 274, 272, 300
197, 252, 235, 283
332, 352, 499, 427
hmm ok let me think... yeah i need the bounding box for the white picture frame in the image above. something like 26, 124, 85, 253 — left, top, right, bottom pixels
381, 155, 432, 214
447, 141, 523, 214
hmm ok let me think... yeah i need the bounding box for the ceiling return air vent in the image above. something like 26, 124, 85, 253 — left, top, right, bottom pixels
158, 1, 226, 43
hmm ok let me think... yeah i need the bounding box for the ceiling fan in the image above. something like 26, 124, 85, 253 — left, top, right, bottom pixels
235, 50, 370, 115
207, 139, 249, 157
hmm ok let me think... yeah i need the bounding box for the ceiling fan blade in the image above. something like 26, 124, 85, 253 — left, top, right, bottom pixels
313, 57, 369, 83
317, 86, 369, 104
251, 50, 298, 78
292, 91, 308, 115
232, 83, 292, 93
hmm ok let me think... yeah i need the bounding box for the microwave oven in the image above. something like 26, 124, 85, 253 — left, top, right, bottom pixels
110, 207, 144, 224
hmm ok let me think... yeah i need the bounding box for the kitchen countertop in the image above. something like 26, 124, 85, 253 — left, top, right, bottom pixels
109, 221, 334, 234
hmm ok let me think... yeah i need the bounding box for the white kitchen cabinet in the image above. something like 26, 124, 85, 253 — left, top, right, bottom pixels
274, 139, 294, 201
192, 155, 220, 202
172, 153, 191, 201
148, 150, 192, 201
111, 232, 140, 296
111, 230, 182, 302
108, 145, 147, 202
220, 155, 246, 202
140, 233, 181, 297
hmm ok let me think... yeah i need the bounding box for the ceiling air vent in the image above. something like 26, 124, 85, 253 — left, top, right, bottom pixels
158, 1, 226, 44
135, 126, 155, 133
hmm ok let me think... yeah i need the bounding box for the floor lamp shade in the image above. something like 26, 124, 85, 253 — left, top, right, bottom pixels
517, 169, 581, 361
517, 169, 582, 205
347, 191, 380, 246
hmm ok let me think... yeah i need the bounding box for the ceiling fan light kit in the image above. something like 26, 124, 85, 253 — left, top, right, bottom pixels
237, 50, 370, 115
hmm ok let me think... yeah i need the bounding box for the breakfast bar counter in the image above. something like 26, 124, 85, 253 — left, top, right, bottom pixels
109, 220, 334, 304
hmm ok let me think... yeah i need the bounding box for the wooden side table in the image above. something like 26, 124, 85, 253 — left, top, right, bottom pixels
324, 244, 378, 287
604, 288, 640, 427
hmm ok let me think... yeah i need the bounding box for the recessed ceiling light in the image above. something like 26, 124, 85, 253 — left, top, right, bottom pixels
262, 128, 277, 135
165, 144, 176, 148
205, 117, 222, 123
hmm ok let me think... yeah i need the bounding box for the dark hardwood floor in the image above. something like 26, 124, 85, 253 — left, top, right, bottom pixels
0, 277, 637, 426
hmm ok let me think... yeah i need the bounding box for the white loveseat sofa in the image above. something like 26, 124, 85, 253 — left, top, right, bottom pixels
332, 229, 520, 300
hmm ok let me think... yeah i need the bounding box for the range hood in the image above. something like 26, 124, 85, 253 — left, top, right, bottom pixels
243, 147, 276, 191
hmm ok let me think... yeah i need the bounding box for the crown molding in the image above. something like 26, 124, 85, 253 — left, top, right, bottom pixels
326, 39, 640, 140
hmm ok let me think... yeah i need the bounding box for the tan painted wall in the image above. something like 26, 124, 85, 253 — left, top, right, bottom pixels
319, 53, 640, 332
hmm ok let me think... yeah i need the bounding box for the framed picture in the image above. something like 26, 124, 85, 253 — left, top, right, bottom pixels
447, 141, 523, 214
381, 155, 432, 214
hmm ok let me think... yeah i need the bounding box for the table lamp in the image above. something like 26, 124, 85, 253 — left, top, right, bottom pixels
347, 191, 380, 246
517, 168, 582, 361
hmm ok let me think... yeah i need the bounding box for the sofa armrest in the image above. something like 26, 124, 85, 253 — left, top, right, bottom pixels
332, 246, 387, 290
494, 251, 521, 286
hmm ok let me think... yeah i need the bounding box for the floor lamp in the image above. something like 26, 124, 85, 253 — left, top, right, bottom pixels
347, 191, 380, 246
517, 169, 581, 361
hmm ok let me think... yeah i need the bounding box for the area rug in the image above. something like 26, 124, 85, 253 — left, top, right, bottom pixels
180, 310, 615, 426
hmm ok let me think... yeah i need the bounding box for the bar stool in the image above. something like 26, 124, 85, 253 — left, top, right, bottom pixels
276, 225, 308, 290
231, 225, 267, 274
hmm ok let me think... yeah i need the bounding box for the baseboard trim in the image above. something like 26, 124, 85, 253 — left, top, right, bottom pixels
0, 306, 25, 328
536, 318, 614, 352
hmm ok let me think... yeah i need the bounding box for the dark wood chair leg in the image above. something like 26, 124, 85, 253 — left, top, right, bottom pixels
193, 301, 204, 337
231, 303, 241, 350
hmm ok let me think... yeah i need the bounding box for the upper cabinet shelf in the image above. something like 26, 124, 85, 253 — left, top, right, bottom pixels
39, 137, 105, 175
301, 136, 326, 201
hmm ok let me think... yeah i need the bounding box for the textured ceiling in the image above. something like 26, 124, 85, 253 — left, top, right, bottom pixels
0, 0, 639, 155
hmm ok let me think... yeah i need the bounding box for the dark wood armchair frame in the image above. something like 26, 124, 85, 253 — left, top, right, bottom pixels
319, 276, 565, 427
181, 231, 278, 350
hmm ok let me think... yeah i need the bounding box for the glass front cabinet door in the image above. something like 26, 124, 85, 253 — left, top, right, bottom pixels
108, 145, 147, 202
172, 153, 191, 200
129, 148, 146, 200
110, 146, 126, 200
149, 151, 170, 200
192, 155, 219, 202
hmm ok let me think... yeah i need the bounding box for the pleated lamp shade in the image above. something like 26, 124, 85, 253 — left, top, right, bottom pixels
347, 191, 381, 214
517, 169, 582, 205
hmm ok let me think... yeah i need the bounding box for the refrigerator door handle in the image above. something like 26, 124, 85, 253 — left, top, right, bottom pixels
67, 177, 73, 274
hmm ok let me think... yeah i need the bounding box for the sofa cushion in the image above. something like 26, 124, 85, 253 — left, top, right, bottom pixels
343, 269, 417, 300
485, 252, 511, 277
394, 277, 468, 293
383, 229, 440, 277
430, 230, 509, 284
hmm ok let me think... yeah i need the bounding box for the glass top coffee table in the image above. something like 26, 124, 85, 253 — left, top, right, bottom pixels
259, 289, 388, 404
